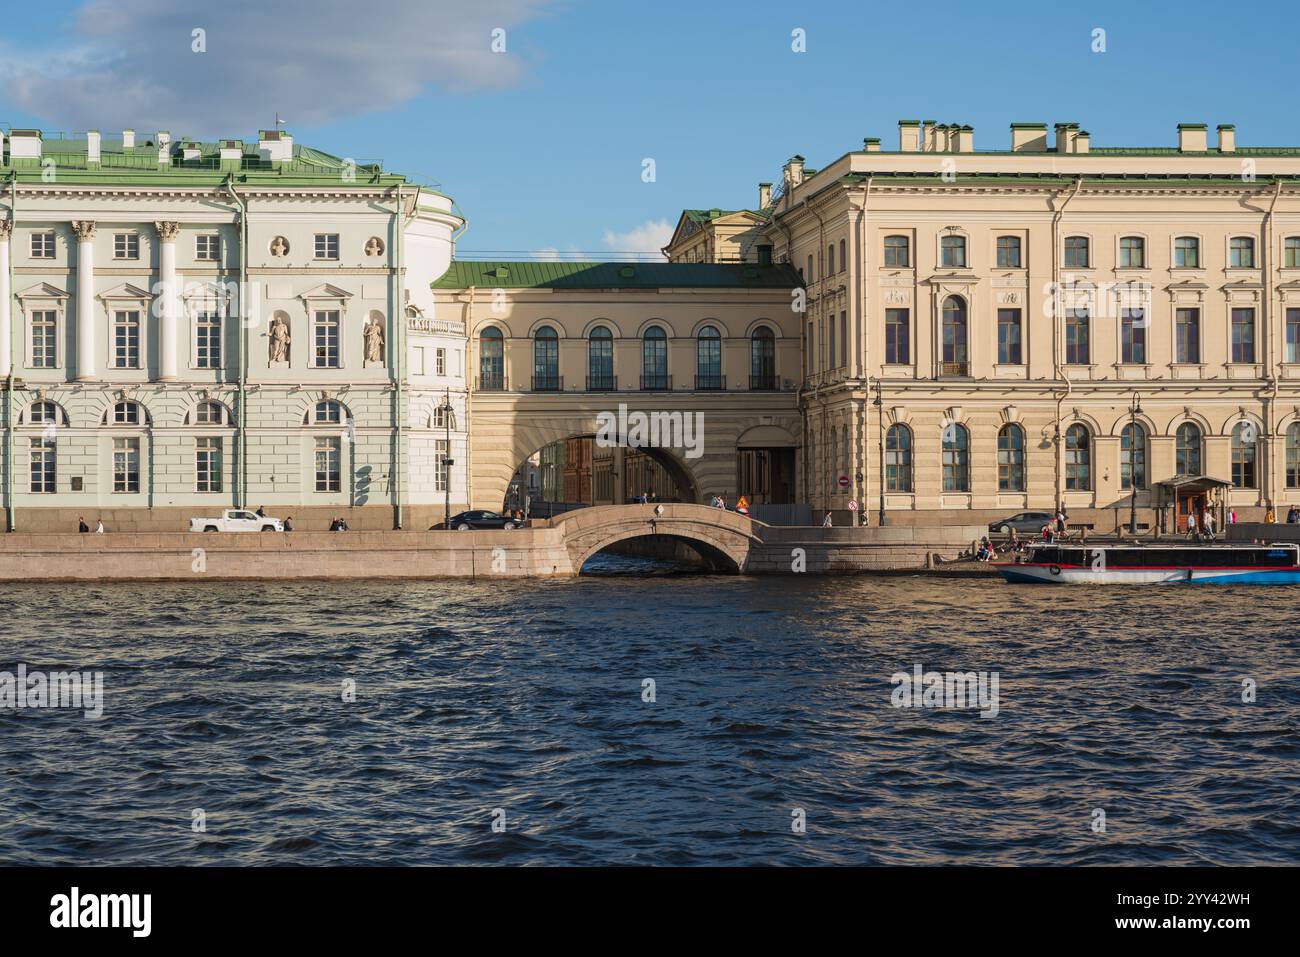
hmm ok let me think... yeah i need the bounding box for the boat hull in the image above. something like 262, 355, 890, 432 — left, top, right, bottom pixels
996, 563, 1300, 585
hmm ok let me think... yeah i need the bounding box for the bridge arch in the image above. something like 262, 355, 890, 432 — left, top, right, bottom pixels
550, 504, 762, 573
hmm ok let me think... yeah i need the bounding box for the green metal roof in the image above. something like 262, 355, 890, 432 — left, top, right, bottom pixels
1, 132, 421, 189
432, 261, 801, 290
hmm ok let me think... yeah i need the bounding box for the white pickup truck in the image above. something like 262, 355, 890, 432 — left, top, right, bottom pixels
190, 509, 284, 533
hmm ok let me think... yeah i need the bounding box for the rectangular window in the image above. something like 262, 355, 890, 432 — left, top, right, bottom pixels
315, 233, 339, 260
31, 309, 57, 368
113, 310, 141, 368
883, 236, 909, 268
29, 437, 56, 493
940, 236, 966, 268
1065, 309, 1090, 364
30, 232, 55, 259
315, 437, 341, 492
436, 347, 447, 376
1119, 237, 1145, 269
434, 439, 450, 492
1231, 308, 1256, 363
806, 321, 815, 375
997, 309, 1022, 364
114, 233, 140, 260
313, 310, 340, 368
1121, 309, 1146, 364
885, 309, 909, 364
1175, 308, 1200, 363
195, 234, 220, 261
113, 437, 140, 493
195, 311, 222, 368
1064, 237, 1090, 269
827, 316, 836, 369
1287, 309, 1300, 364
1229, 237, 1255, 269
1286, 237, 1300, 269
410, 346, 425, 375
1174, 237, 1199, 268
839, 312, 847, 368
196, 437, 223, 493
996, 236, 1021, 268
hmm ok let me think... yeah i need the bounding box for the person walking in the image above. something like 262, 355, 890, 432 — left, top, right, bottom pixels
1187, 510, 1198, 540
822, 511, 833, 528
283, 516, 294, 532
1203, 510, 1216, 540
1265, 507, 1276, 524
1288, 505, 1299, 524
94, 518, 105, 534
78, 517, 89, 533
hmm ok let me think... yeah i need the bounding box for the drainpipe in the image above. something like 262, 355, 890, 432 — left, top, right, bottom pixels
1051, 176, 1083, 514
858, 176, 873, 523
1262, 178, 1283, 513
391, 183, 406, 529
465, 284, 475, 510
4, 174, 15, 531
224, 177, 248, 508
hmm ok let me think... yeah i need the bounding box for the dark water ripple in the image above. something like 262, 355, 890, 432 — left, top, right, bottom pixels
0, 569, 1297, 865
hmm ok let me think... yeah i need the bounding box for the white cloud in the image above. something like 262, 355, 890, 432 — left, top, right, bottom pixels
0, 0, 552, 135
601, 218, 673, 256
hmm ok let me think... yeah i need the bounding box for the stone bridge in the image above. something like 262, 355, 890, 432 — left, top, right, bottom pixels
545, 503, 763, 572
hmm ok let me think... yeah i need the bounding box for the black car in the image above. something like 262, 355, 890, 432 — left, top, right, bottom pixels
444, 510, 519, 531
988, 511, 1054, 535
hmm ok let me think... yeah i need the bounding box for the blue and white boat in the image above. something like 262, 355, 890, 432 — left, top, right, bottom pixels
996, 542, 1300, 584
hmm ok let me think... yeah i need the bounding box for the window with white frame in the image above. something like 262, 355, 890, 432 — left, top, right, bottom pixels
434, 439, 450, 492
30, 232, 55, 259
29, 437, 56, 493
195, 310, 222, 368
30, 309, 57, 368
435, 347, 446, 376
28, 400, 62, 425
112, 401, 143, 425
313, 310, 340, 367
196, 437, 222, 492
193, 401, 226, 425
113, 437, 140, 492
196, 234, 220, 261
315, 437, 341, 492
314, 234, 339, 260
314, 400, 344, 424
113, 310, 141, 368
114, 233, 140, 260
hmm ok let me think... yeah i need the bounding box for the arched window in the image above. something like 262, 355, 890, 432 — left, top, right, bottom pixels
838, 238, 846, 273
997, 423, 1025, 492
312, 400, 346, 425
1065, 423, 1091, 491
109, 401, 145, 426
26, 400, 64, 425
883, 235, 909, 268
1231, 422, 1257, 488
750, 327, 776, 390
1230, 236, 1255, 269
942, 423, 969, 492
696, 325, 722, 390
1174, 236, 1200, 268
1175, 422, 1202, 476
1119, 236, 1146, 269
1064, 235, 1090, 268
885, 424, 912, 492
532, 325, 559, 391
1121, 422, 1147, 490
1287, 423, 1300, 488
941, 296, 968, 376
479, 327, 504, 390
588, 326, 613, 391
192, 400, 230, 426
642, 326, 668, 390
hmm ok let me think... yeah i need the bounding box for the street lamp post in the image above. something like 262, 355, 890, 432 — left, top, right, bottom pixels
873, 379, 886, 527
1128, 393, 1143, 536
438, 389, 454, 529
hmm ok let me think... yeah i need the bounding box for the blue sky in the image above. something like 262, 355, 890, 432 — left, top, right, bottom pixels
1, 0, 1294, 257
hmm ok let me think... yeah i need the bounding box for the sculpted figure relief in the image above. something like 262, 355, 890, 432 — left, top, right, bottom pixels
268, 315, 290, 362
363, 315, 385, 364
364, 236, 384, 257
270, 236, 289, 257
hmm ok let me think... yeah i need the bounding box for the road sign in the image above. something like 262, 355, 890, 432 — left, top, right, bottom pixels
847, 500, 858, 511
838, 475, 850, 488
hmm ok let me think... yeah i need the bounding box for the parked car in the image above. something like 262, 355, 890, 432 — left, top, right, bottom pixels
443, 510, 519, 531
191, 509, 284, 532
987, 511, 1053, 535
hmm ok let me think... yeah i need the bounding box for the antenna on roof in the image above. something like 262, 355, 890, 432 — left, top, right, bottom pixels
274, 113, 286, 132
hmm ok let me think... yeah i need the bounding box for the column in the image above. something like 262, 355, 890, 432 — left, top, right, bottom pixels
72, 221, 97, 380
0, 220, 11, 377
155, 221, 180, 380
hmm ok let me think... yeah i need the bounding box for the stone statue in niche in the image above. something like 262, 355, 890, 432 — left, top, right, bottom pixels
268, 315, 291, 363
363, 315, 385, 364
365, 236, 384, 257
270, 236, 289, 257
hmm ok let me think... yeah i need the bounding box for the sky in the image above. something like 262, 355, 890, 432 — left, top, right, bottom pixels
1, 0, 1296, 259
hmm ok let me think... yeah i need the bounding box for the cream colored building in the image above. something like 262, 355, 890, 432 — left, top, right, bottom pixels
753, 120, 1300, 530
431, 261, 802, 512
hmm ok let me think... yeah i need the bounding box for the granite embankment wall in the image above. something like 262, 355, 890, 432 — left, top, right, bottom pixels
0, 519, 988, 581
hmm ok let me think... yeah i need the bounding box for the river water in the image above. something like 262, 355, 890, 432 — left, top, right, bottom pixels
1, 563, 1297, 865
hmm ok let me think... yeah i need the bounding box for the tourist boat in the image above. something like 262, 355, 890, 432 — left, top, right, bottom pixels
996, 542, 1300, 584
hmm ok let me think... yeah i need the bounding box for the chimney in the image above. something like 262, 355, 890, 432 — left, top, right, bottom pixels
157, 130, 171, 149
1217, 124, 1236, 153
1075, 130, 1090, 153
8, 130, 42, 161
180, 141, 202, 162
1178, 123, 1207, 152
784, 155, 805, 188
1011, 123, 1048, 152
758, 182, 772, 208
122, 129, 136, 149
954, 125, 973, 152
219, 139, 243, 171
922, 120, 936, 152
258, 130, 293, 163
86, 130, 101, 165
863, 137, 881, 152
898, 120, 921, 152
1055, 123, 1076, 153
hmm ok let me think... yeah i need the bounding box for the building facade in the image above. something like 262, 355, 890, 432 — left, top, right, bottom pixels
759, 120, 1300, 529
0, 127, 466, 532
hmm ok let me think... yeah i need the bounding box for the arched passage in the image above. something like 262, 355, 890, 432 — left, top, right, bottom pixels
551, 504, 758, 574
